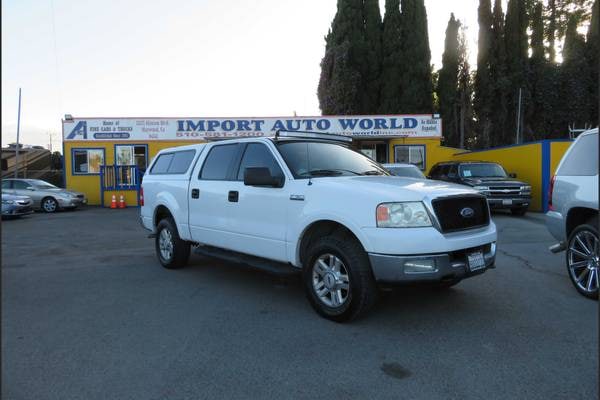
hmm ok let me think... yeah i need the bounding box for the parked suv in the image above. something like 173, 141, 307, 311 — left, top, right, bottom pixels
428, 161, 532, 215
140, 132, 497, 321
547, 128, 599, 299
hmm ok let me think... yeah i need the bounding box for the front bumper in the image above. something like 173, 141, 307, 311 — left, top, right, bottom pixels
368, 242, 496, 284
57, 197, 86, 208
2, 204, 34, 216
486, 196, 531, 209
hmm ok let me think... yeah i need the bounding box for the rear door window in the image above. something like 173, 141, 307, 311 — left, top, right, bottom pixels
558, 133, 598, 176
200, 144, 239, 180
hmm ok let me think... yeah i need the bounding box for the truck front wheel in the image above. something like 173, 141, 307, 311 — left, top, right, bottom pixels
303, 234, 378, 322
155, 217, 190, 269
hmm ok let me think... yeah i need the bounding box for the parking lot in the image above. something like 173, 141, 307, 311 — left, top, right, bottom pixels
1, 208, 597, 399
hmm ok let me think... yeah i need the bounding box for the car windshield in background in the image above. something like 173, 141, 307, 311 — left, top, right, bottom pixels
30, 181, 58, 189
388, 167, 425, 179
459, 163, 507, 178
276, 141, 389, 178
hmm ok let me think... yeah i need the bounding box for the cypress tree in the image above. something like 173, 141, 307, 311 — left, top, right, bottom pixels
318, 0, 366, 115
588, 0, 599, 125
437, 13, 461, 146
474, 0, 493, 147
398, 0, 433, 113
504, 0, 530, 144
379, 0, 404, 113
456, 26, 475, 149
560, 16, 593, 130
361, 0, 383, 114
488, 0, 510, 146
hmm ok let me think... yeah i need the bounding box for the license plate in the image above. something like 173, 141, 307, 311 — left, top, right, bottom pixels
502, 199, 513, 205
467, 251, 486, 272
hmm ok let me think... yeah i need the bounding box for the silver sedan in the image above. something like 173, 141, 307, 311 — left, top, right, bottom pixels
1, 178, 87, 213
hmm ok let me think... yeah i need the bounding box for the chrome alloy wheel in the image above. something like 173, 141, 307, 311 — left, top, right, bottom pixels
159, 228, 174, 262
568, 229, 599, 295
43, 198, 57, 212
312, 253, 350, 307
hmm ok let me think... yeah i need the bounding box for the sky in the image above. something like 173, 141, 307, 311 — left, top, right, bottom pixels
2, 0, 504, 150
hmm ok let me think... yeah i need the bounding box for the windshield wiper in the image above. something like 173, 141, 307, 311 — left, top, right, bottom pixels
307, 169, 359, 177
360, 170, 384, 175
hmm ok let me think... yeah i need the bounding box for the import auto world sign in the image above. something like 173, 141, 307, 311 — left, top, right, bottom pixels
63, 115, 441, 141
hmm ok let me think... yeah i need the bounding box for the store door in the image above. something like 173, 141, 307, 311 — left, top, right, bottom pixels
115, 144, 147, 187
355, 141, 388, 163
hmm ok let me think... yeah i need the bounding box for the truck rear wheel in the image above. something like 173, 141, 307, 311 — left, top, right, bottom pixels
155, 217, 190, 269
303, 234, 377, 322
566, 220, 599, 300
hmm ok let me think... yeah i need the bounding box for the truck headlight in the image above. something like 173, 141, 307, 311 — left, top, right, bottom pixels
473, 186, 489, 192
376, 202, 432, 228
520, 185, 531, 191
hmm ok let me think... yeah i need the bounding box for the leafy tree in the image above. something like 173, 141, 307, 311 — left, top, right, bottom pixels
545, 0, 594, 62
398, 0, 433, 113
437, 13, 461, 147
379, 0, 404, 113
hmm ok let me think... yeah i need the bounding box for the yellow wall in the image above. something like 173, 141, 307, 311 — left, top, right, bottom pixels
64, 140, 202, 205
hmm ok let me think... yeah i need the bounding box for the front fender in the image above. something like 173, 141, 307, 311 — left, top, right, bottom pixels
289, 213, 374, 267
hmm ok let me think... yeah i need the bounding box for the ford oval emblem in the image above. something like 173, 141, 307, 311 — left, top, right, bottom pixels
460, 207, 475, 218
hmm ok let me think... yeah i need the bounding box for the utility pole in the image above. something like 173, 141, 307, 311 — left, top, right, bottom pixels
14, 88, 22, 179
515, 88, 522, 144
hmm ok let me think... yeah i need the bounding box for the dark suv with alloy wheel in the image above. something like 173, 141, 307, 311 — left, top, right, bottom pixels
428, 161, 532, 216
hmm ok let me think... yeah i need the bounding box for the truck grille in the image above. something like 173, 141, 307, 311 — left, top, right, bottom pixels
431, 195, 490, 233
487, 186, 520, 196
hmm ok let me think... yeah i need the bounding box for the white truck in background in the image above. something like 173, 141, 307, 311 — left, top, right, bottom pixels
140, 132, 497, 321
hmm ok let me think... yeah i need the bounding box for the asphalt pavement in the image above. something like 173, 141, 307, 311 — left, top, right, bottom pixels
1, 208, 598, 399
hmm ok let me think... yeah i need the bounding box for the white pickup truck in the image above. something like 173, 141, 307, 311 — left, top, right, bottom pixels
140, 132, 497, 321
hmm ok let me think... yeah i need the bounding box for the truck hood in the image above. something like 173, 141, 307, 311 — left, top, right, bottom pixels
461, 177, 528, 186
313, 176, 479, 202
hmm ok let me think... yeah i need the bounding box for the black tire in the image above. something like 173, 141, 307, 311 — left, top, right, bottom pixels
566, 221, 599, 300
303, 234, 378, 322
155, 217, 190, 269
511, 206, 528, 216
41, 197, 58, 213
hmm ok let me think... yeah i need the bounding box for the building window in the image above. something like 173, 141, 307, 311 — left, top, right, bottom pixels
394, 145, 426, 170
73, 149, 104, 174
115, 145, 147, 173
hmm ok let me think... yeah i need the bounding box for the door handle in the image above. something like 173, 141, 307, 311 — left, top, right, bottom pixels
228, 191, 239, 202
191, 188, 200, 199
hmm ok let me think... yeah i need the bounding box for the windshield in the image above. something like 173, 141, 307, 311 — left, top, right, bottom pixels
459, 163, 507, 178
387, 166, 425, 179
276, 141, 389, 178
30, 180, 58, 189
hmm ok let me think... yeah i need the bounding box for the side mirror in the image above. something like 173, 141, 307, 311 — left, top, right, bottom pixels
509, 173, 517, 178
244, 167, 283, 188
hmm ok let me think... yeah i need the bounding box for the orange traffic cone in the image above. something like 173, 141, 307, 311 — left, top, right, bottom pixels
119, 194, 126, 209
110, 194, 117, 209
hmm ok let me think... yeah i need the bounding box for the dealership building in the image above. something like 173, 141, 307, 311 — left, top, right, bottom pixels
62, 114, 572, 211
